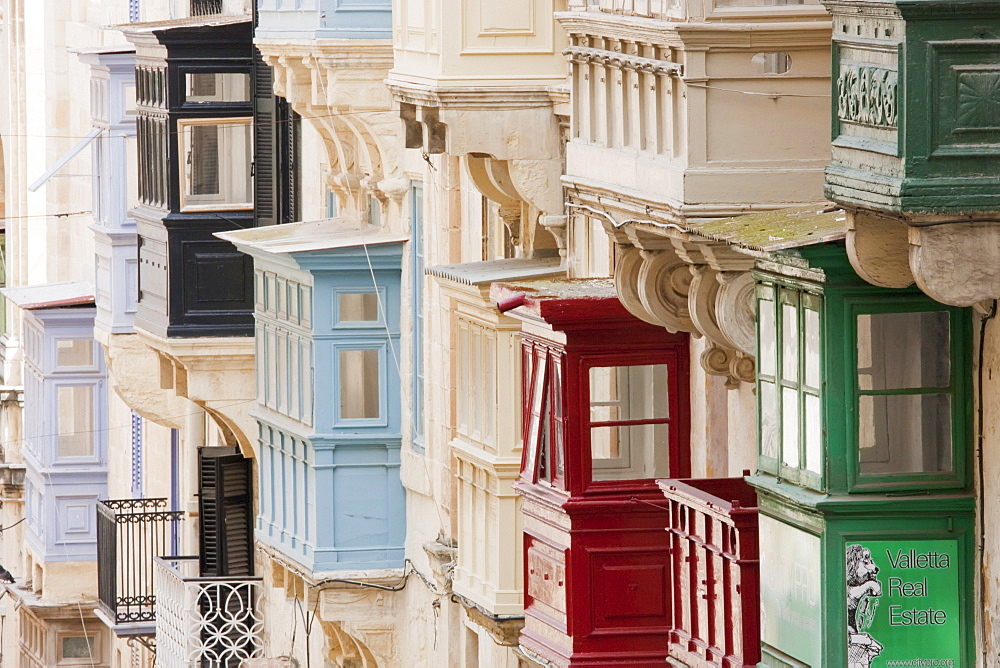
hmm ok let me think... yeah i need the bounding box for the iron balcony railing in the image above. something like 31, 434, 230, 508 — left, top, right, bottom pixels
658, 477, 761, 668
154, 556, 264, 667
97, 498, 183, 626
190, 0, 223, 16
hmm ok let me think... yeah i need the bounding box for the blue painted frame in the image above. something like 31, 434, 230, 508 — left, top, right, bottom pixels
244, 239, 406, 572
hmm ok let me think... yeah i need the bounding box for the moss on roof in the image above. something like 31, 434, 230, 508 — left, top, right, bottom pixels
687, 203, 848, 252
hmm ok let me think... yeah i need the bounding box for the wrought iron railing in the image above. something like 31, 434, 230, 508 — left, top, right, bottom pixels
154, 556, 264, 667
658, 477, 761, 668
97, 498, 183, 626
190, 0, 223, 16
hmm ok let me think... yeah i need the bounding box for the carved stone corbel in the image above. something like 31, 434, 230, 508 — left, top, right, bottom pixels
689, 265, 755, 387
614, 245, 665, 327
909, 222, 1000, 307
845, 210, 914, 289
636, 248, 695, 334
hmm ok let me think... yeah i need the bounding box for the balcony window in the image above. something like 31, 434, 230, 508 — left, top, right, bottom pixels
56, 339, 94, 368
588, 364, 670, 481
185, 72, 250, 103
56, 385, 95, 459
178, 118, 252, 211
850, 305, 965, 490
757, 285, 822, 488
338, 347, 383, 421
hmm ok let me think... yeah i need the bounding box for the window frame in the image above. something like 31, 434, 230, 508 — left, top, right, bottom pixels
333, 342, 389, 428
410, 182, 425, 452
843, 295, 970, 492
756, 283, 824, 490
176, 116, 253, 212
581, 351, 681, 492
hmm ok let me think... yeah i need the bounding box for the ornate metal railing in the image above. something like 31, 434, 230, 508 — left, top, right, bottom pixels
658, 477, 761, 668
97, 498, 183, 626
154, 556, 264, 667
190, 0, 223, 16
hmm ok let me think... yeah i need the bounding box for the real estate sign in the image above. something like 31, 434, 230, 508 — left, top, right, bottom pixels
846, 539, 961, 668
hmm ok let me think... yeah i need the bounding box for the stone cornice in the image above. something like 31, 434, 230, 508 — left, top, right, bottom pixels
555, 11, 832, 49
386, 80, 555, 110
254, 38, 395, 71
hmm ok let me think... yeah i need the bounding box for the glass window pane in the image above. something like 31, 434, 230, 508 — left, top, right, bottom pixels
781, 387, 799, 468
185, 72, 250, 103
57, 339, 92, 367
61, 637, 96, 659
857, 311, 950, 390
805, 393, 821, 474
859, 394, 952, 474
589, 364, 668, 421
759, 298, 776, 377
339, 349, 380, 419
782, 303, 798, 382
591, 423, 669, 481
57, 386, 94, 458
804, 308, 820, 389
179, 119, 252, 210
339, 293, 379, 322
760, 381, 778, 460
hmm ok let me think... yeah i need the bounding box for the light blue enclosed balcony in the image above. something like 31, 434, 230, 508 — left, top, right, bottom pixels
256, 0, 392, 41
218, 222, 407, 573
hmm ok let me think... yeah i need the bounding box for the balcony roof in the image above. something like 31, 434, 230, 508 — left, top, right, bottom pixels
427, 257, 563, 287
114, 15, 249, 35
1, 282, 94, 310
217, 220, 407, 256
686, 203, 847, 253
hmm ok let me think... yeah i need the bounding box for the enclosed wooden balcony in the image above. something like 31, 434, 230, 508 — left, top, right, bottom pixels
658, 477, 760, 668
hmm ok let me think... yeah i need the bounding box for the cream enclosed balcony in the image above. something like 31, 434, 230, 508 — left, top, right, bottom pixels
387, 0, 570, 260
427, 258, 563, 632
559, 2, 832, 386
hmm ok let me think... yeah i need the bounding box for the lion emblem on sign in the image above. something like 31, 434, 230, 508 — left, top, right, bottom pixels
847, 544, 883, 668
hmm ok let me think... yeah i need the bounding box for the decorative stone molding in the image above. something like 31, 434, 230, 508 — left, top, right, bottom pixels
256, 41, 405, 223
837, 62, 898, 129
95, 331, 188, 431
316, 575, 404, 666
563, 44, 683, 76
135, 329, 256, 456
845, 208, 1000, 306
391, 84, 564, 253
844, 209, 914, 289
606, 219, 758, 386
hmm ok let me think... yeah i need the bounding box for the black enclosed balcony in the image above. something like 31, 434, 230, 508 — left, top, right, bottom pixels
120, 17, 255, 338
96, 498, 183, 635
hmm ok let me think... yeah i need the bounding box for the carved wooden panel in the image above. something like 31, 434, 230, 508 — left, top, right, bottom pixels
526, 538, 567, 627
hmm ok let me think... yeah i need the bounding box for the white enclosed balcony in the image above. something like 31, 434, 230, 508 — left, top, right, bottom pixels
153, 556, 263, 667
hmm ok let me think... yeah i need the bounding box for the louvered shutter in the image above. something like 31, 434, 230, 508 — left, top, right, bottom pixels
198, 447, 253, 577
253, 51, 278, 228
281, 108, 300, 224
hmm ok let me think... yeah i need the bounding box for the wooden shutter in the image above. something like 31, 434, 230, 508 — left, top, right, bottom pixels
198, 447, 253, 577
253, 49, 299, 228
252, 51, 277, 228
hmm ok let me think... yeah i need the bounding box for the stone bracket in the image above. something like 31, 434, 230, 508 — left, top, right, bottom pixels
613, 239, 757, 387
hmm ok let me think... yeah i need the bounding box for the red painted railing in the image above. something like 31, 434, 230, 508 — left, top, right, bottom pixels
657, 477, 760, 668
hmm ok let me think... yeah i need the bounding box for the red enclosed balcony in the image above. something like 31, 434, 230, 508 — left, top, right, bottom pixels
658, 477, 760, 668
492, 278, 690, 667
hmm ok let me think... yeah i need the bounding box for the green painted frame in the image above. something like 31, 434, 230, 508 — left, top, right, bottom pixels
834, 294, 973, 493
